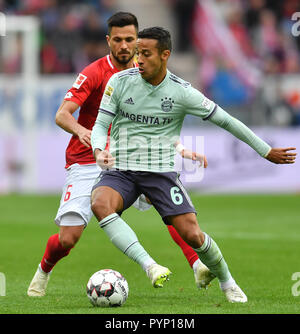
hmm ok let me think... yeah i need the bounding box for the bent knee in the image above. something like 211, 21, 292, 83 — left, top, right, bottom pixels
91, 187, 123, 221
59, 236, 77, 249
59, 233, 80, 249
184, 229, 205, 248
91, 197, 113, 221
59, 225, 84, 249
170, 213, 205, 248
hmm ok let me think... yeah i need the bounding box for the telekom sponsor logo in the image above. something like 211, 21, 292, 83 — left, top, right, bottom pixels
73, 73, 87, 89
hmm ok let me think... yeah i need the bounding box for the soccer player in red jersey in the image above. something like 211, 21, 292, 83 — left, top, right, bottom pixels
27, 12, 214, 296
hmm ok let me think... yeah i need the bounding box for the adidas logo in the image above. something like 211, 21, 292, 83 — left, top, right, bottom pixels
124, 97, 134, 105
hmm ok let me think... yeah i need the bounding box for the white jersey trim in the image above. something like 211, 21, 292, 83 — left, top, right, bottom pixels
107, 55, 114, 70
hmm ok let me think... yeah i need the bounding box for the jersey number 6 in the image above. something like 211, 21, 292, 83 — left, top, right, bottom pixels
64, 185, 73, 202
170, 186, 183, 205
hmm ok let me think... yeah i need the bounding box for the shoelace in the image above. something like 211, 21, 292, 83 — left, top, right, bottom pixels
228, 287, 243, 297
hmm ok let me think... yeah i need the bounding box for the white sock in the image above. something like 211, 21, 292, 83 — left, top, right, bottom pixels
192, 259, 201, 273
143, 258, 157, 273
38, 263, 51, 275
220, 277, 236, 291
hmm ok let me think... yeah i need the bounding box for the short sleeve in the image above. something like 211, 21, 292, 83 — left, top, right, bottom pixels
64, 63, 99, 106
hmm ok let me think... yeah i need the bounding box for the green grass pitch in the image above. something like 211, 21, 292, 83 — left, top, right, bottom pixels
0, 193, 299, 314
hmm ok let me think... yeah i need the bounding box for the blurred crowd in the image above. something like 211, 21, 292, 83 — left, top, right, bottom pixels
1, 0, 300, 75
167, 0, 300, 125
169, 0, 300, 72
1, 0, 300, 125
1, 0, 117, 73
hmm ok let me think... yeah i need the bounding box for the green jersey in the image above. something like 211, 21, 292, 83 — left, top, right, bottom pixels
91, 68, 271, 172
92, 68, 216, 172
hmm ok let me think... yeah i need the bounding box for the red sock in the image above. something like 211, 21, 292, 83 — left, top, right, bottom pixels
167, 225, 199, 268
40, 234, 72, 273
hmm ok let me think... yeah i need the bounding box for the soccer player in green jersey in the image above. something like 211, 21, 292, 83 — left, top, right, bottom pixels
91, 27, 297, 303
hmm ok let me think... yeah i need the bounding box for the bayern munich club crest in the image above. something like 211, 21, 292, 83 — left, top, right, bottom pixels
161, 97, 174, 112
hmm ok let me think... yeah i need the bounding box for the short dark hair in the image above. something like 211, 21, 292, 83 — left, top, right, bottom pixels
107, 12, 138, 35
138, 27, 172, 53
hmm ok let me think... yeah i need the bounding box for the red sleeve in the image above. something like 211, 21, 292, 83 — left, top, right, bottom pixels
64, 62, 100, 106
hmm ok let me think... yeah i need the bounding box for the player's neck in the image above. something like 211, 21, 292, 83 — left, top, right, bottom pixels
109, 54, 135, 71
147, 67, 167, 86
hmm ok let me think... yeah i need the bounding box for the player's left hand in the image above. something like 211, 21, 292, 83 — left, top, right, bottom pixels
191, 152, 208, 168
265, 147, 297, 164
180, 147, 208, 168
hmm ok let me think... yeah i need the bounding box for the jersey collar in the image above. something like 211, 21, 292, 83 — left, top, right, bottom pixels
107, 55, 138, 70
107, 55, 115, 70
140, 69, 170, 91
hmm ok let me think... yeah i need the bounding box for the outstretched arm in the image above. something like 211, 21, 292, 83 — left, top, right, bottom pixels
208, 106, 297, 164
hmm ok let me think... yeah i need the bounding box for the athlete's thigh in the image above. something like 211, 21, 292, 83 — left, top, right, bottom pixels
92, 170, 141, 212
55, 163, 101, 226
91, 185, 124, 215
136, 172, 197, 224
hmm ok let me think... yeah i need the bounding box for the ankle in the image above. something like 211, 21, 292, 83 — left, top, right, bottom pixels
220, 277, 236, 291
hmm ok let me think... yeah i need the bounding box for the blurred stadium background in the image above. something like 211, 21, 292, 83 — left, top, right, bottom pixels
0, 0, 300, 195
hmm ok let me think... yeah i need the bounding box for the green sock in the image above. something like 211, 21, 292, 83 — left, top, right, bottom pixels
99, 213, 155, 271
193, 232, 233, 283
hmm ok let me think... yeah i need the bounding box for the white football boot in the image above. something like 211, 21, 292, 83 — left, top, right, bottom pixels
146, 264, 172, 288
27, 266, 51, 297
223, 285, 248, 303
194, 262, 216, 289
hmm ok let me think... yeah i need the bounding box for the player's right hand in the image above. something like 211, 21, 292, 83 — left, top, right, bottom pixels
77, 127, 91, 148
265, 147, 297, 164
95, 149, 116, 169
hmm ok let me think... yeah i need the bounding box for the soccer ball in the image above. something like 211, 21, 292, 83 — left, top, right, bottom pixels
86, 269, 129, 307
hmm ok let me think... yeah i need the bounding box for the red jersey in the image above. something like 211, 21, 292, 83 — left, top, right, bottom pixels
63, 55, 123, 168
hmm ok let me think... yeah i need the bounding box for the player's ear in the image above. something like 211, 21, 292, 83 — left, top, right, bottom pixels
106, 35, 110, 47
161, 49, 170, 61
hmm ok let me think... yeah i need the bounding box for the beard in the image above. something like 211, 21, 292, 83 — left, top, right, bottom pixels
111, 50, 135, 65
